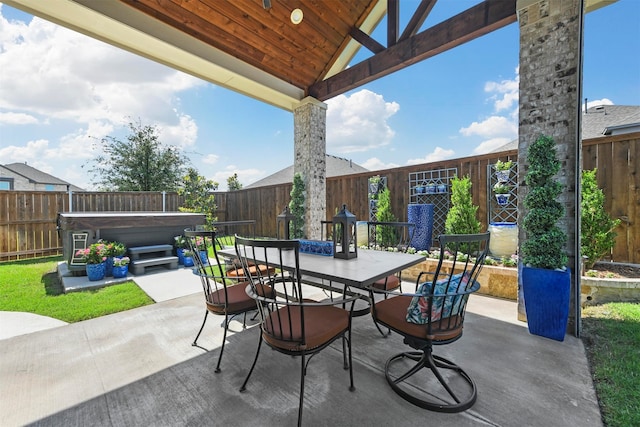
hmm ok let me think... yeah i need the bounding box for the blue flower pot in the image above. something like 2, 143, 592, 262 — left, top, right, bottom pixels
522, 266, 571, 341
104, 257, 114, 277
183, 256, 194, 267
176, 248, 185, 265
86, 262, 106, 281
112, 265, 129, 278
199, 250, 209, 265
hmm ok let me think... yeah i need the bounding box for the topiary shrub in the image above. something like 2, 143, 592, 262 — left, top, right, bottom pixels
581, 168, 621, 269
375, 187, 398, 247
521, 135, 568, 269
445, 175, 481, 235
289, 172, 306, 238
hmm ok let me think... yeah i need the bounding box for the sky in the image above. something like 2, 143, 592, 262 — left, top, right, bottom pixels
0, 1, 639, 191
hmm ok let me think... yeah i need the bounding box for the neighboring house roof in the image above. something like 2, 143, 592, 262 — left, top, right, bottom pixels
245, 155, 368, 189
492, 105, 640, 152
2, 163, 84, 191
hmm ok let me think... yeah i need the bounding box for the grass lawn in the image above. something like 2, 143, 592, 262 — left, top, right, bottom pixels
582, 303, 640, 427
0, 256, 154, 323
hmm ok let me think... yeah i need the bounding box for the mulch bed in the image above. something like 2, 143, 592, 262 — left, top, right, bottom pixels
589, 262, 640, 279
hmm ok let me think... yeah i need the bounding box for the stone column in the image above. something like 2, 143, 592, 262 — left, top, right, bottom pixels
293, 97, 327, 240
516, 0, 583, 334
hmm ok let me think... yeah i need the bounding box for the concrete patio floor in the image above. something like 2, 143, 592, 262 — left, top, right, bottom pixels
0, 268, 602, 426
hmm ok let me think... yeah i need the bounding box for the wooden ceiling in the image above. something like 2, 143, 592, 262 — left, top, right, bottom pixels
6, 0, 518, 110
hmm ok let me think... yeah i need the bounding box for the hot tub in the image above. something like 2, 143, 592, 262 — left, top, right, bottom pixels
57, 212, 206, 273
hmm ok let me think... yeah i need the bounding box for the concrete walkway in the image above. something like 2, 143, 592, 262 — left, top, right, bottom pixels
0, 280, 602, 426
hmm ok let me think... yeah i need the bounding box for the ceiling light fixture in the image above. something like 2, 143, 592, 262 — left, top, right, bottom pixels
290, 8, 303, 25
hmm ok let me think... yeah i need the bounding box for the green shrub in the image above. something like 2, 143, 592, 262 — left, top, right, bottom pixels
289, 172, 306, 238
445, 175, 481, 235
522, 135, 568, 269
375, 188, 398, 247
581, 168, 621, 269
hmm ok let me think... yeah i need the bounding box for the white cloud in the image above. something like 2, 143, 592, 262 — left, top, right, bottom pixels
208, 165, 264, 191
360, 157, 399, 171
460, 116, 517, 138
585, 98, 614, 111
472, 137, 513, 155
0, 111, 39, 124
484, 67, 519, 112
202, 154, 220, 165
0, 138, 49, 162
407, 147, 455, 165
326, 89, 399, 153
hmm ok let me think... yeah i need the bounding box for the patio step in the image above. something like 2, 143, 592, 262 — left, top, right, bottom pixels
130, 256, 178, 275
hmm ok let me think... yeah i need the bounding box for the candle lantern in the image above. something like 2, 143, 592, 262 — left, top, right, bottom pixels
276, 206, 295, 240
332, 204, 357, 259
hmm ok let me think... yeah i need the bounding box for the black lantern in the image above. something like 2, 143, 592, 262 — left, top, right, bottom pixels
333, 204, 357, 259
276, 206, 295, 240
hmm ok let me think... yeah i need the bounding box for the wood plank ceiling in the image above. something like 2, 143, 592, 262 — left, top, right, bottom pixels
119, 0, 516, 102
5, 0, 517, 110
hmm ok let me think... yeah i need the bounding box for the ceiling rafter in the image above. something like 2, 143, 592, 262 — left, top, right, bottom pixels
310, 0, 517, 101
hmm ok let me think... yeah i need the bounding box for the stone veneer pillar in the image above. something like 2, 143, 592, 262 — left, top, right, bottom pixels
293, 97, 327, 240
516, 0, 583, 335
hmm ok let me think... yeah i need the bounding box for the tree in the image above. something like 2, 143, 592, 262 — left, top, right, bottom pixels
581, 168, 620, 269
289, 173, 305, 239
178, 168, 218, 229
375, 187, 399, 248
227, 173, 243, 191
445, 176, 481, 235
90, 119, 188, 191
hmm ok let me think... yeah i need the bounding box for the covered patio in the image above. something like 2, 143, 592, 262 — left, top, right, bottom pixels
0, 267, 601, 426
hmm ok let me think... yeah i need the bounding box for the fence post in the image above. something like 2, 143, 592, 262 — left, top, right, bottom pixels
67, 185, 73, 212
162, 191, 166, 212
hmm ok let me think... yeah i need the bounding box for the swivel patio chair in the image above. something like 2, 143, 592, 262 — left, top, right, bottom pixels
366, 221, 415, 336
369, 232, 489, 412
235, 236, 360, 427
185, 229, 258, 373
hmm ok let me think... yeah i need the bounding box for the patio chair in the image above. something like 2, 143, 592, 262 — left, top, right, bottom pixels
184, 229, 258, 373
369, 232, 489, 412
366, 221, 416, 336
235, 236, 360, 427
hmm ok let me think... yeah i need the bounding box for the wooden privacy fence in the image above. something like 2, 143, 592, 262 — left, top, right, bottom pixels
1, 134, 638, 263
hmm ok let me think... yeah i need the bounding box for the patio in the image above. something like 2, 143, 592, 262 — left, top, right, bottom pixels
0, 268, 602, 426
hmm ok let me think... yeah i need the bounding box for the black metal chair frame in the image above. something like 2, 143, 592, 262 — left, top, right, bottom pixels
369, 232, 489, 412
185, 229, 255, 373
235, 236, 360, 427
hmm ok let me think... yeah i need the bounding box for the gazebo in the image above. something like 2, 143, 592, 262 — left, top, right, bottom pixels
5, 0, 618, 336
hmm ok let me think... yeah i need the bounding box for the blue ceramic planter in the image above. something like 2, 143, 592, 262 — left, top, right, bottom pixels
104, 257, 114, 277
183, 256, 194, 267
522, 266, 571, 341
86, 262, 106, 281
408, 204, 434, 250
176, 248, 185, 265
112, 265, 129, 278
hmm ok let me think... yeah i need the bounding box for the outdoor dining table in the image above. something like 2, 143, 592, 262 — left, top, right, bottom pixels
219, 245, 426, 291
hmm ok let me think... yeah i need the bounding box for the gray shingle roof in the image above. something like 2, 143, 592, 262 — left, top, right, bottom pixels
3, 163, 84, 191
245, 154, 368, 189
491, 105, 640, 153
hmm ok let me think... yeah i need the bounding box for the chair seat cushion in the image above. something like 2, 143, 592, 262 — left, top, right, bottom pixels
263, 305, 349, 352
376, 296, 463, 342
372, 274, 400, 290
206, 281, 256, 314
227, 264, 275, 278
405, 272, 471, 324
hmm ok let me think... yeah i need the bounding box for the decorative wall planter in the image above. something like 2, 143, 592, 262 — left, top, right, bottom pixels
86, 262, 106, 281
496, 170, 511, 182
495, 193, 510, 206
522, 266, 571, 341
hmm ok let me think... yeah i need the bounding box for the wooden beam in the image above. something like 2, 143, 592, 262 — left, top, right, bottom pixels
309, 0, 516, 101
399, 0, 437, 41
387, 0, 399, 46
349, 27, 385, 54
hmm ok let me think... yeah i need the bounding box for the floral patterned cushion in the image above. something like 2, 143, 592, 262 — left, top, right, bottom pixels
405, 272, 471, 324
